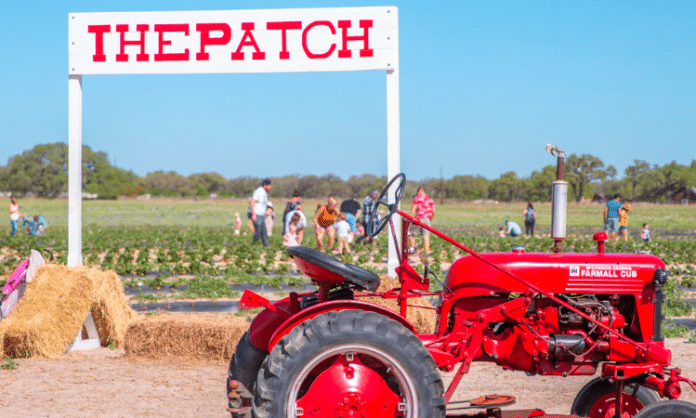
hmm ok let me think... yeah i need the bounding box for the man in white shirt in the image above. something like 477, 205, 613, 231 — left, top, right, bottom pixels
250, 179, 272, 247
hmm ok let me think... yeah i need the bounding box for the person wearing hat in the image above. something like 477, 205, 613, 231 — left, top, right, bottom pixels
502, 219, 521, 237
618, 203, 632, 242
249, 178, 272, 247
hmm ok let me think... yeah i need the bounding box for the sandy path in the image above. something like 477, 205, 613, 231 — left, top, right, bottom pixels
1, 339, 695, 417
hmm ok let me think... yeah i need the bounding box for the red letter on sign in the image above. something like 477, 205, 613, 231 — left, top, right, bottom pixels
115, 24, 149, 62
231, 23, 265, 61
88, 25, 110, 62
267, 21, 302, 60
196, 23, 231, 61
302, 21, 336, 59
154, 24, 190, 61
337, 20, 373, 58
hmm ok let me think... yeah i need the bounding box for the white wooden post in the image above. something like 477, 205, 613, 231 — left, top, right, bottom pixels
386, 8, 401, 278
68, 74, 83, 267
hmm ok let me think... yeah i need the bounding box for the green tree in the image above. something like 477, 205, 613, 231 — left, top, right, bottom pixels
565, 154, 614, 203
488, 171, 528, 202
0, 143, 68, 197
624, 160, 651, 201
445, 175, 490, 200
144, 171, 196, 197
527, 165, 556, 201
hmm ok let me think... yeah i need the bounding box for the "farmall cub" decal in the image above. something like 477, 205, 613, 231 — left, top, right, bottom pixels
569, 265, 637, 278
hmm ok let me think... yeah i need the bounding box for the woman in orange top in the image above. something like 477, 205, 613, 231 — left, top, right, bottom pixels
313, 197, 338, 251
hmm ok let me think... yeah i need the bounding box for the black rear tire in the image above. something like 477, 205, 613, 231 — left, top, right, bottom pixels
253, 310, 445, 418
571, 377, 659, 417
227, 331, 267, 418
633, 400, 696, 418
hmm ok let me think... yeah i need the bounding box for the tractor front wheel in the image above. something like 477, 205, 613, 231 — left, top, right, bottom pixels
253, 310, 445, 418
571, 377, 659, 418
632, 400, 696, 418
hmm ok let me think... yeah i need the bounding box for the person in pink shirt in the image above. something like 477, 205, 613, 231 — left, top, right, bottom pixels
408, 186, 435, 255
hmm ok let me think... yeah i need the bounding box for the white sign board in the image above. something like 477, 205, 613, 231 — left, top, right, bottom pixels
69, 7, 397, 75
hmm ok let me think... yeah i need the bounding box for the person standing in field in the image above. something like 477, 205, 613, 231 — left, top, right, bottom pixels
335, 212, 352, 255
264, 202, 276, 236
234, 212, 242, 235
523, 202, 536, 236
313, 197, 338, 251
408, 186, 435, 255
618, 203, 631, 242
282, 190, 302, 236
641, 223, 650, 242
249, 179, 272, 247
361, 189, 380, 244
604, 194, 622, 243
9, 197, 21, 236
340, 197, 362, 241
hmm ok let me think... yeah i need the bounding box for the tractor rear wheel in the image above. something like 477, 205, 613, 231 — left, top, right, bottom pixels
227, 331, 267, 418
570, 377, 659, 418
632, 400, 696, 418
253, 310, 446, 418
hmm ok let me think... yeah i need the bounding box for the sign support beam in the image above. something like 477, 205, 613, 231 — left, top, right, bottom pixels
68, 74, 83, 267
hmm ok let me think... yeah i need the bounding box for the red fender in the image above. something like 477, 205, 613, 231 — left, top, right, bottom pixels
248, 299, 417, 353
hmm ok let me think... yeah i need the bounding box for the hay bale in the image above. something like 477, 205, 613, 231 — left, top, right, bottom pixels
124, 313, 249, 361
0, 265, 94, 358
79, 267, 138, 348
0, 264, 137, 358
356, 275, 438, 335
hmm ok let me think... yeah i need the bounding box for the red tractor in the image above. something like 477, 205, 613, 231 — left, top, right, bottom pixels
227, 174, 696, 418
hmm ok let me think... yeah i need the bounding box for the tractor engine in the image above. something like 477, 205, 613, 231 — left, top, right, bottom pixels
439, 247, 669, 376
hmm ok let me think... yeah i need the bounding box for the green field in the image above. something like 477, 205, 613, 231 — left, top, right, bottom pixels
10, 197, 696, 231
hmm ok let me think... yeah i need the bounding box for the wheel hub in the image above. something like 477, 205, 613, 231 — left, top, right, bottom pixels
295, 356, 403, 417
588, 392, 643, 418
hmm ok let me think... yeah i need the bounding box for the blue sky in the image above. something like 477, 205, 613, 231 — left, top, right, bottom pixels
1, 1, 694, 182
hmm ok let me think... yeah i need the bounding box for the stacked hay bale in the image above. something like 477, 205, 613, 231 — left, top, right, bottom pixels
124, 313, 250, 361
0, 265, 137, 358
356, 275, 438, 335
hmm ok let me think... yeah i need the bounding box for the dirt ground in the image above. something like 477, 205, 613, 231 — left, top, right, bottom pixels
1, 339, 695, 418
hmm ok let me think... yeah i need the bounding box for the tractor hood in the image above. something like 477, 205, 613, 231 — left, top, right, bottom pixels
444, 251, 667, 296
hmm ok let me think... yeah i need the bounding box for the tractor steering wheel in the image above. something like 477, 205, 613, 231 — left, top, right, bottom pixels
368, 173, 406, 237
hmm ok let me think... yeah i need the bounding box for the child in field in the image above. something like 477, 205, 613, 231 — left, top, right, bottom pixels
641, 223, 650, 242
618, 203, 631, 242
283, 213, 301, 247
265, 202, 276, 236
335, 213, 352, 255
234, 212, 242, 235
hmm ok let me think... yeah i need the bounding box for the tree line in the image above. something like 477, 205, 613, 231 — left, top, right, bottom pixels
1, 143, 694, 203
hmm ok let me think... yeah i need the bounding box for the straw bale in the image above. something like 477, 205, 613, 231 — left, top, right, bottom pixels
0, 264, 137, 358
74, 267, 138, 347
356, 275, 438, 335
0, 265, 94, 358
124, 313, 249, 361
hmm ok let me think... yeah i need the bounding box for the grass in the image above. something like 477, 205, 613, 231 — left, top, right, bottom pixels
10, 197, 696, 230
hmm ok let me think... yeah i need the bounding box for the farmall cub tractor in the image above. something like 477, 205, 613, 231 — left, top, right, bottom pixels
227, 174, 696, 418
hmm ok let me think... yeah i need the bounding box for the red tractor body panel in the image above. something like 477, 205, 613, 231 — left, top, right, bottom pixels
443, 252, 665, 341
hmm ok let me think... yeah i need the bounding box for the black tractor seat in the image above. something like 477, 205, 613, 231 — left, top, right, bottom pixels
286, 246, 380, 292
